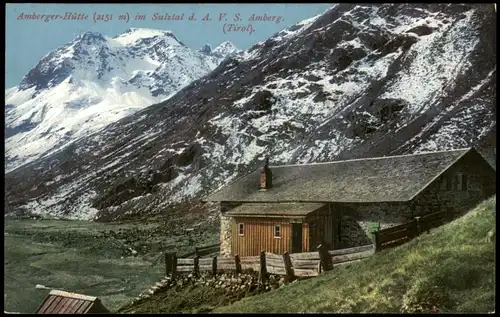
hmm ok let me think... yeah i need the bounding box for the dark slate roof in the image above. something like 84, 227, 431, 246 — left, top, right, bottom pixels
206, 148, 473, 203
225, 203, 326, 217
36, 290, 109, 314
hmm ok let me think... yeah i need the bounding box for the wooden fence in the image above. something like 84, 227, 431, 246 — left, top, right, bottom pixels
165, 244, 374, 279
195, 243, 220, 257
164, 209, 455, 278
150, 242, 220, 267
175, 242, 220, 259
372, 209, 455, 252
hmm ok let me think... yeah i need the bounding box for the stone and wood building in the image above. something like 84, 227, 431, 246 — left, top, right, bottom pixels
205, 148, 495, 257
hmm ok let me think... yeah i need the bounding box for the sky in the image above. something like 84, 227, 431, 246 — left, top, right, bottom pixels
5, 3, 333, 89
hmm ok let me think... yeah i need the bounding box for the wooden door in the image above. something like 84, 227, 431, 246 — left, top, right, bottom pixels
291, 223, 303, 253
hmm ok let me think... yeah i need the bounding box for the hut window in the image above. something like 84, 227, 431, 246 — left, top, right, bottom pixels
238, 223, 244, 236
274, 225, 281, 238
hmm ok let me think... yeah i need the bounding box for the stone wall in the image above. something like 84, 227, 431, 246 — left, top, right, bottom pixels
334, 150, 496, 249
219, 202, 242, 257
336, 202, 411, 249
128, 271, 289, 310
220, 213, 233, 257
413, 151, 496, 217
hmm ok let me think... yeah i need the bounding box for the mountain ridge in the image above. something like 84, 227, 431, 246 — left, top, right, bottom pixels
4, 4, 496, 221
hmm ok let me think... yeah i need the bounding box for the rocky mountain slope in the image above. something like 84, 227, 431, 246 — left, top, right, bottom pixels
4, 4, 496, 221
5, 28, 239, 172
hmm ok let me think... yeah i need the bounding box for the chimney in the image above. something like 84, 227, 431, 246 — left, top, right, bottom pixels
259, 157, 272, 190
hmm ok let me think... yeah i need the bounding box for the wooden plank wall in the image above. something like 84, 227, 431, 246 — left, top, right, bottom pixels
240, 255, 260, 271
306, 206, 337, 250
265, 253, 286, 275
232, 217, 291, 256
289, 251, 321, 277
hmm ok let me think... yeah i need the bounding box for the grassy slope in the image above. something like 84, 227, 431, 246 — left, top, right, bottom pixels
214, 197, 496, 314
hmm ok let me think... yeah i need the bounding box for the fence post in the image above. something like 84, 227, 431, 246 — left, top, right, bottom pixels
193, 255, 199, 277
165, 253, 169, 276
414, 217, 421, 236
172, 253, 178, 279
282, 251, 294, 281
165, 252, 173, 275
317, 244, 333, 272
165, 252, 177, 278
195, 247, 200, 257
212, 256, 217, 277
259, 250, 267, 282
235, 254, 242, 274
371, 231, 380, 252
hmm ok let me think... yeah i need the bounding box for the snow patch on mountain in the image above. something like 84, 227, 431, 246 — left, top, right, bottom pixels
380, 10, 478, 112
111, 28, 180, 46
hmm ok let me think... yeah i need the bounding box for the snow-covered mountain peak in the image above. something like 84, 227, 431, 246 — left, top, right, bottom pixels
111, 27, 183, 47
211, 41, 239, 58
5, 28, 237, 172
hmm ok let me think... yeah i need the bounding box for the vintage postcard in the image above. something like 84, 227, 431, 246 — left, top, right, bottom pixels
4, 3, 496, 314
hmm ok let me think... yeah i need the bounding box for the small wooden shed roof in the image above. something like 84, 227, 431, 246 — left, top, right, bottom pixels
225, 202, 325, 217
206, 148, 487, 203
36, 290, 109, 314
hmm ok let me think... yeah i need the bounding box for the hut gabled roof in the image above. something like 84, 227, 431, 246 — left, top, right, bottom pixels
206, 148, 484, 203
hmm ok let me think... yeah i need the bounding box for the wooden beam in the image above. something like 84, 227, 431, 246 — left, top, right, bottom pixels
193, 256, 199, 277
331, 250, 373, 264
282, 251, 294, 281
290, 259, 321, 269
235, 254, 242, 274
289, 252, 321, 260
259, 250, 267, 282
212, 256, 217, 277
177, 266, 195, 272
328, 244, 373, 256
371, 231, 380, 253
317, 244, 333, 272
414, 217, 421, 236
177, 258, 195, 265
165, 252, 177, 276
165, 253, 170, 276
293, 268, 319, 277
